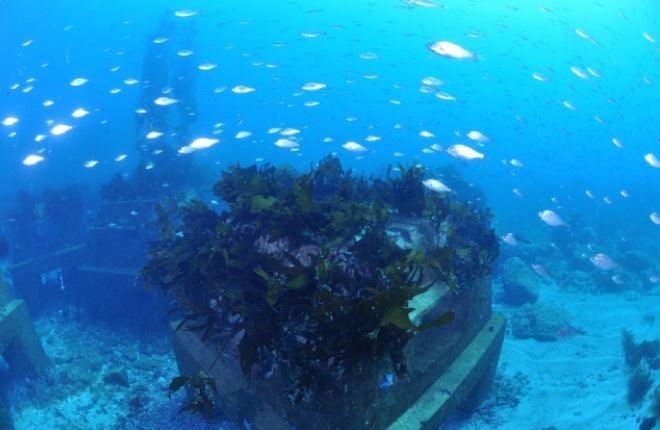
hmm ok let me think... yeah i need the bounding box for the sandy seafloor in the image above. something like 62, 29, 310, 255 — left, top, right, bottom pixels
456, 282, 660, 430
4, 277, 659, 430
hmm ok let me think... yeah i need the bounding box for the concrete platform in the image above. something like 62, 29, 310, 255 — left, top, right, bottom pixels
388, 314, 506, 430
0, 276, 48, 377
171, 219, 504, 429
172, 305, 506, 429
0, 274, 49, 430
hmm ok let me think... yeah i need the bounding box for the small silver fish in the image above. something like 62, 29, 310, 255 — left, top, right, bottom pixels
501, 233, 518, 246
531, 263, 551, 278
427, 41, 475, 60
538, 210, 565, 227
590, 253, 617, 271
422, 179, 451, 193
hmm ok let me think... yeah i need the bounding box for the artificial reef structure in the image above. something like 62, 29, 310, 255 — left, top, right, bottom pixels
143, 157, 505, 429
5, 10, 204, 324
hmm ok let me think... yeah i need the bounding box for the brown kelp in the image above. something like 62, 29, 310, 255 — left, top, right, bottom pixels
142, 156, 498, 403
168, 371, 218, 416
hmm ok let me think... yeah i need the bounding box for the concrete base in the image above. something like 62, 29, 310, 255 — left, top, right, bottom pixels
0, 275, 48, 430
387, 314, 506, 429
172, 311, 505, 429
170, 239, 500, 430
0, 299, 48, 377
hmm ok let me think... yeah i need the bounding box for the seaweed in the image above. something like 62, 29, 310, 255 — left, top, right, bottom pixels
445, 202, 499, 287
628, 363, 652, 404
143, 156, 498, 402
169, 371, 218, 417
637, 386, 659, 429
622, 329, 660, 406
373, 164, 426, 216
622, 329, 660, 368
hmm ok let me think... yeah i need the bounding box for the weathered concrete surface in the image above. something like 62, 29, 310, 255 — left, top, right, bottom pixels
0, 299, 48, 377
0, 276, 48, 377
0, 274, 49, 430
387, 314, 506, 430
172, 323, 292, 430
171, 276, 503, 429
171, 221, 498, 428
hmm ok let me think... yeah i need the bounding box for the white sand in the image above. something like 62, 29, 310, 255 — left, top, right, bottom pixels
458, 283, 659, 429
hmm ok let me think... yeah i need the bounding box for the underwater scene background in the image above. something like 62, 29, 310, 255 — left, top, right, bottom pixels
0, 0, 659, 429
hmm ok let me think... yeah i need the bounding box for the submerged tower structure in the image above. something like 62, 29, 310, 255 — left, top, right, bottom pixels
50, 12, 206, 326
132, 11, 199, 196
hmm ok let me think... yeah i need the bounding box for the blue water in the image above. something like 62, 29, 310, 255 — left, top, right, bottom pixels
1, 1, 659, 429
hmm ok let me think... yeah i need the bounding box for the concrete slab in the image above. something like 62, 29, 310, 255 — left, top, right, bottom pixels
0, 276, 48, 377
0, 299, 48, 377
171, 296, 505, 429
387, 314, 506, 430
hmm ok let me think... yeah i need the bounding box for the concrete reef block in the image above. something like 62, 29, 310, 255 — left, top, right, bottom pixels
387, 314, 505, 430
171, 322, 292, 430
0, 276, 48, 377
171, 278, 504, 429
0, 299, 48, 377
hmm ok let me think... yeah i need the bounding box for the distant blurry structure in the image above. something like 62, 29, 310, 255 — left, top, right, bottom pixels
3, 14, 207, 329
5, 187, 86, 262
7, 196, 87, 317
133, 11, 200, 195
0, 234, 8, 261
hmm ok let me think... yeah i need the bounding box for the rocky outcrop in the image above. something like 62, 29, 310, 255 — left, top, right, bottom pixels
510, 303, 582, 341
500, 257, 539, 306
